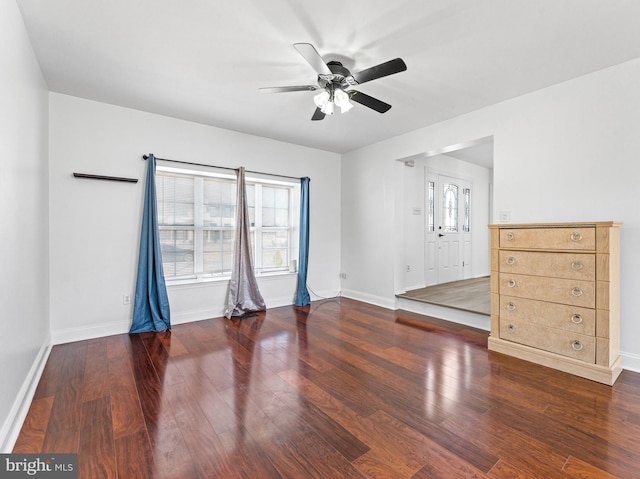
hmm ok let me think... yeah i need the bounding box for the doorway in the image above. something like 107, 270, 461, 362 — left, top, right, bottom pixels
398, 136, 493, 295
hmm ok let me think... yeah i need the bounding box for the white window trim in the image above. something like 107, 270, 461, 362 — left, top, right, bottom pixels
157, 166, 300, 286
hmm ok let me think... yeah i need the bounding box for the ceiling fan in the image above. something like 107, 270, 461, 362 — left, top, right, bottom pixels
260, 43, 407, 121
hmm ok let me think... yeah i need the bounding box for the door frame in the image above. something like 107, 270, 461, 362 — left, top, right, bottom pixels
424, 167, 473, 286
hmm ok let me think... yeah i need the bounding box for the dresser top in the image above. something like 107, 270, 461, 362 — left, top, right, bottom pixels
489, 221, 622, 229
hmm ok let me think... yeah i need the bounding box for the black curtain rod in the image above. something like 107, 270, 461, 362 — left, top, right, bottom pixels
73, 172, 138, 183
142, 155, 304, 181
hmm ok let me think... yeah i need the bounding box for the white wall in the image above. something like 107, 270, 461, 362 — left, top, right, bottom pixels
49, 94, 341, 343
342, 57, 640, 371
0, 0, 50, 451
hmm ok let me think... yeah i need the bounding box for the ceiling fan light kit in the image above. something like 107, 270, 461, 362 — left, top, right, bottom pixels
313, 84, 353, 115
260, 43, 406, 121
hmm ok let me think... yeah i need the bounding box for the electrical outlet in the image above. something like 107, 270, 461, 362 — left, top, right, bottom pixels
339, 273, 347, 279
406, 265, 411, 272
123, 294, 131, 305
500, 210, 511, 222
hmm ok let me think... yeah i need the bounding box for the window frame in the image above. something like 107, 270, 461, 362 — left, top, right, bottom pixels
156, 166, 299, 285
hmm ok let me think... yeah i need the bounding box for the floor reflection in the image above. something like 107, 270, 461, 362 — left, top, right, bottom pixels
223, 312, 266, 449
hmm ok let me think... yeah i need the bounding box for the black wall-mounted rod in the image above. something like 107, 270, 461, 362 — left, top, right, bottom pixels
73, 173, 138, 183
142, 154, 304, 181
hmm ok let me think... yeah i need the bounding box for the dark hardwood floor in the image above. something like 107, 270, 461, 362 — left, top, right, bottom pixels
13, 298, 640, 478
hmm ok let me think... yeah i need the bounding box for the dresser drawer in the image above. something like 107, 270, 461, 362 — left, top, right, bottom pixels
500, 227, 595, 251
499, 250, 595, 280
499, 273, 595, 308
500, 295, 595, 335
499, 319, 595, 363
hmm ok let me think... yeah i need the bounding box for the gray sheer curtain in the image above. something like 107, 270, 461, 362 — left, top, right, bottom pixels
225, 167, 266, 318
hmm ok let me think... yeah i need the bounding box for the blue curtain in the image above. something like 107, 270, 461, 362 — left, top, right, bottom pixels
224, 167, 266, 318
294, 177, 311, 306
130, 153, 171, 333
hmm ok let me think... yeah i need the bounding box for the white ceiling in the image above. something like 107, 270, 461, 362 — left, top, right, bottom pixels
16, 0, 640, 156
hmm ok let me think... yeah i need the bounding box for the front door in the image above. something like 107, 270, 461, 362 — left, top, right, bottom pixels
425, 171, 472, 285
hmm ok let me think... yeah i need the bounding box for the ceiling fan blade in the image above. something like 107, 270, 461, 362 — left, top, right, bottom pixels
311, 107, 326, 121
349, 91, 392, 113
259, 85, 319, 94
350, 58, 407, 85
294, 43, 332, 75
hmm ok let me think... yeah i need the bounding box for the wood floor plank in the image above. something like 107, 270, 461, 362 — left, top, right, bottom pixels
487, 460, 535, 479
562, 455, 620, 479
353, 409, 490, 479
171, 356, 239, 435
217, 427, 283, 479
12, 396, 53, 453
267, 423, 367, 479
108, 352, 147, 440
82, 339, 111, 403
290, 395, 370, 463
164, 375, 236, 479
542, 401, 640, 453
114, 430, 156, 479
78, 396, 117, 478
32, 345, 67, 400
442, 408, 573, 478
14, 297, 640, 478
353, 450, 420, 479
41, 341, 87, 453
611, 371, 640, 417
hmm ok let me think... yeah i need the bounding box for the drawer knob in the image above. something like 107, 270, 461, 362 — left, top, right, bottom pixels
506, 256, 516, 265
570, 314, 583, 324
570, 231, 583, 242
507, 279, 517, 288
571, 340, 584, 351
507, 324, 516, 333
507, 302, 516, 311
571, 287, 583, 297
505, 232, 515, 241
571, 260, 583, 270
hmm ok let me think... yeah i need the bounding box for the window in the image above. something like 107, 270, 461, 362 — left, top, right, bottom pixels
463, 187, 471, 233
427, 181, 435, 232
442, 183, 459, 232
156, 167, 297, 282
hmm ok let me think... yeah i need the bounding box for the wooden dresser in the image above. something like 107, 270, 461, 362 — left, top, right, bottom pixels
488, 222, 622, 385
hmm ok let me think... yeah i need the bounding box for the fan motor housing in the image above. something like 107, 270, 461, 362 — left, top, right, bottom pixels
318, 61, 354, 89
327, 61, 350, 77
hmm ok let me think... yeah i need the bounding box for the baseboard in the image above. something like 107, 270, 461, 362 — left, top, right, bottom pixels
308, 289, 341, 303
340, 289, 397, 310
51, 320, 129, 345
0, 335, 52, 453
52, 293, 335, 342
621, 351, 640, 373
